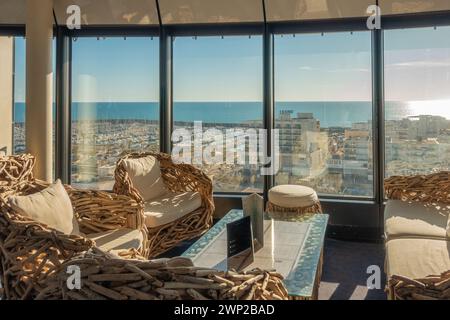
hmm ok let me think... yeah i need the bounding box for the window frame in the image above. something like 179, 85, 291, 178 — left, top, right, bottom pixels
48, 11, 450, 239
62, 26, 160, 187
272, 29, 376, 200
171, 33, 265, 194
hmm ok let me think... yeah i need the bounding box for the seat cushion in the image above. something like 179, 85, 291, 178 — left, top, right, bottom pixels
8, 179, 80, 235
144, 191, 202, 228
384, 200, 450, 240
121, 156, 168, 202
268, 185, 318, 208
87, 228, 144, 252
385, 238, 450, 280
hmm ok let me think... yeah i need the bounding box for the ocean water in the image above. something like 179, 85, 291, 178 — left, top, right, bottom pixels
13, 101, 448, 128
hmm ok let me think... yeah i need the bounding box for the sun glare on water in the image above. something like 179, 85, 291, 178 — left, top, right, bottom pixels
407, 99, 450, 119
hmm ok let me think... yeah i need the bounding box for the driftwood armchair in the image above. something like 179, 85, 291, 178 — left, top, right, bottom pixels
114, 152, 215, 258
0, 154, 148, 299
384, 172, 450, 300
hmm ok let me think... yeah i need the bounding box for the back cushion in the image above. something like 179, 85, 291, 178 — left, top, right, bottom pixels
8, 180, 80, 235
122, 156, 168, 202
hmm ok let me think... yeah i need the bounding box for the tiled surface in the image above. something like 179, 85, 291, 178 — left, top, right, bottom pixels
284, 214, 328, 297
182, 210, 328, 299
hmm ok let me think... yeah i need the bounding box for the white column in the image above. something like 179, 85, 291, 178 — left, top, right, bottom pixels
25, 0, 54, 181
0, 37, 14, 156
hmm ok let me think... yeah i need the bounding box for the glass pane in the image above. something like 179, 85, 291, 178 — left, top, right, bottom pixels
14, 37, 26, 155
274, 32, 374, 198
384, 26, 450, 177
71, 37, 159, 190
173, 36, 263, 193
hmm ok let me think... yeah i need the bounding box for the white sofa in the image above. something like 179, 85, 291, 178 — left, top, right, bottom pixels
384, 172, 450, 300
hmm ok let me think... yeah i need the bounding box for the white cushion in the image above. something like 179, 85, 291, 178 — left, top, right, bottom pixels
87, 228, 144, 253
121, 156, 168, 202
268, 185, 318, 208
8, 180, 80, 235
144, 191, 202, 228
385, 238, 450, 280
384, 200, 449, 240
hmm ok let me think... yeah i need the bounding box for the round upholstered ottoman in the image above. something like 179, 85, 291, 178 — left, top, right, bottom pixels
267, 185, 322, 220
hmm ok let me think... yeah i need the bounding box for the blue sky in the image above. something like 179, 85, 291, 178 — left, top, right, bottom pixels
13, 26, 450, 103
275, 31, 372, 102
173, 36, 262, 102
14, 38, 26, 103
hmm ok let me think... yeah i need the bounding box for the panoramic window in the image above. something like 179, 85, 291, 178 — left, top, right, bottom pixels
384, 27, 450, 177
71, 37, 159, 190
172, 36, 264, 193
274, 31, 373, 198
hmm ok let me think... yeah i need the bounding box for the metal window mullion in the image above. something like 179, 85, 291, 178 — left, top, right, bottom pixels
55, 27, 72, 184
159, 28, 173, 154
263, 26, 275, 201
12, 37, 16, 154
372, 28, 385, 231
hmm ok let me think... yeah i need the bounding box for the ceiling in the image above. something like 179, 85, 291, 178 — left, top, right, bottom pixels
53, 0, 159, 25
0, 0, 26, 24
266, 0, 376, 21
0, 0, 449, 26
159, 0, 264, 24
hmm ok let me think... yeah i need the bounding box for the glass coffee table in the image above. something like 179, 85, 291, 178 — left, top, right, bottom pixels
182, 210, 329, 300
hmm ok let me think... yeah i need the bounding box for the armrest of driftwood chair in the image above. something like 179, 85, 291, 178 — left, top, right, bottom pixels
388, 271, 450, 300
53, 250, 289, 300
384, 172, 450, 204
67, 188, 146, 235
67, 187, 148, 258
159, 154, 215, 215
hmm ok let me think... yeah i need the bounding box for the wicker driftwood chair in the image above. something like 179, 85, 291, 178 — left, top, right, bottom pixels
0, 154, 147, 299
114, 152, 215, 258
384, 172, 450, 300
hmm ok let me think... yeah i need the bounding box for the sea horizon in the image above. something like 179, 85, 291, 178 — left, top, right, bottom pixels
13, 100, 450, 128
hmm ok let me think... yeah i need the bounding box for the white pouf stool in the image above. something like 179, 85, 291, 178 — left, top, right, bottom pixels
267, 185, 322, 220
